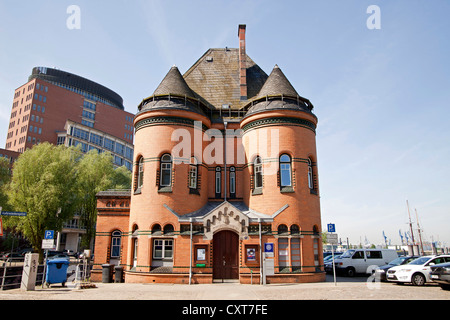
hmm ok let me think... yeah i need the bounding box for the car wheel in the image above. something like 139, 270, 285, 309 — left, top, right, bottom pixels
411, 273, 426, 286
346, 267, 356, 277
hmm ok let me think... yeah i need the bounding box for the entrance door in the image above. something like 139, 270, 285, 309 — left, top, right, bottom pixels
213, 230, 239, 280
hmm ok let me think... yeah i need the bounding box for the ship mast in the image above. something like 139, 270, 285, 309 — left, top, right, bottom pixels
406, 200, 416, 245
415, 208, 425, 255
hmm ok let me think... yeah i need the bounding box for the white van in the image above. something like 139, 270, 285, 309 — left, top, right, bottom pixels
334, 249, 398, 277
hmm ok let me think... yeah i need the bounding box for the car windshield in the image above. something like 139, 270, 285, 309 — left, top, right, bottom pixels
389, 257, 409, 266
340, 250, 355, 258
408, 257, 431, 265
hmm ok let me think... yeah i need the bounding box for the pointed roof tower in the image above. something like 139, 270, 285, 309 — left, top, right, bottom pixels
255, 64, 299, 98
138, 66, 208, 116
153, 65, 197, 98
243, 64, 314, 118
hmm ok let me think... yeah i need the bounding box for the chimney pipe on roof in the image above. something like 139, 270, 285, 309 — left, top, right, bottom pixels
238, 24, 247, 101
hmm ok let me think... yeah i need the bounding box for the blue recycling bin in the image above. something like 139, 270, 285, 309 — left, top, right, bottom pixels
45, 258, 70, 287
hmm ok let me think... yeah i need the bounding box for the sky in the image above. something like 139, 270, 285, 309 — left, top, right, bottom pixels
0, 0, 449, 247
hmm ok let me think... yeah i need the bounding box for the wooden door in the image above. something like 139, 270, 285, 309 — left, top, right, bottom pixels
213, 230, 239, 280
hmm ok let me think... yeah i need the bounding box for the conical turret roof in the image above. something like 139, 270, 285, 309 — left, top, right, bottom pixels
255, 65, 299, 98
153, 65, 196, 98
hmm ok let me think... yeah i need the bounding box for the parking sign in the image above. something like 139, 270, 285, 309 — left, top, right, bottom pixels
44, 230, 54, 240
327, 224, 335, 233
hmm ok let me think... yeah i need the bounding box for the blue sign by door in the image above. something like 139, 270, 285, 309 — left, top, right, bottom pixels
264, 243, 274, 253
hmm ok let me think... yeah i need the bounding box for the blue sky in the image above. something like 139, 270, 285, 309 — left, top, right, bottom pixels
1, 1, 449, 247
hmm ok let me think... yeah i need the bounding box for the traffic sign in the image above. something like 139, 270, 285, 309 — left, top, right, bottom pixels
44, 230, 54, 240
327, 233, 338, 244
327, 223, 336, 233
42, 239, 55, 250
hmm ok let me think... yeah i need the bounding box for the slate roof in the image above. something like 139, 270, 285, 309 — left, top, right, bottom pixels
138, 48, 315, 118
183, 48, 268, 110
243, 65, 314, 118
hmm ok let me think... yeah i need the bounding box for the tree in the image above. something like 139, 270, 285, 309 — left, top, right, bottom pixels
76, 150, 131, 249
0, 157, 12, 211
4, 143, 80, 261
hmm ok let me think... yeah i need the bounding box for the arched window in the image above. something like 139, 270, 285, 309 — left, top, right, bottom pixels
110, 230, 121, 258
278, 224, 288, 235
160, 154, 172, 187
188, 157, 198, 189
290, 224, 300, 235
308, 158, 314, 190
137, 157, 144, 189
163, 224, 174, 235
254, 156, 262, 189
152, 224, 162, 235
215, 166, 221, 197
280, 154, 292, 187
229, 166, 236, 196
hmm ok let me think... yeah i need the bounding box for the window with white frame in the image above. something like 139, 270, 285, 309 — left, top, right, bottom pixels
110, 230, 121, 258
254, 156, 262, 189
160, 154, 172, 187
153, 239, 173, 259
189, 157, 198, 189
280, 154, 292, 187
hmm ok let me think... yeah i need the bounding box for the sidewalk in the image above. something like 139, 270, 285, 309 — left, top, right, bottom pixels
1, 275, 449, 300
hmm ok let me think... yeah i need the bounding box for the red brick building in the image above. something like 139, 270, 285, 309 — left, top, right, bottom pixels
93, 25, 324, 284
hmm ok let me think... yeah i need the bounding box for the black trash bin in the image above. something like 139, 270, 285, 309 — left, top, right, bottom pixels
102, 264, 114, 283
114, 266, 124, 283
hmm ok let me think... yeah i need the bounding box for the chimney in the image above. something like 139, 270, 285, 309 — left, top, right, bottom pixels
238, 24, 247, 101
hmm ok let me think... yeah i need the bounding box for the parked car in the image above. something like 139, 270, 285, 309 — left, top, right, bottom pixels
1, 252, 25, 261
387, 255, 450, 286
65, 249, 76, 257
324, 254, 342, 273
374, 256, 419, 281
334, 249, 398, 276
430, 262, 450, 290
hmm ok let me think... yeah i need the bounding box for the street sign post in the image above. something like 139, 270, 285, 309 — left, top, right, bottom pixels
327, 223, 338, 286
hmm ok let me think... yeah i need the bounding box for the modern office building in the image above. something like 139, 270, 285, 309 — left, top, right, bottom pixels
4, 67, 135, 252
5, 66, 134, 166
93, 25, 324, 284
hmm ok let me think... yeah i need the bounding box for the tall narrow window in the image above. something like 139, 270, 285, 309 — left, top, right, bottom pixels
215, 166, 221, 197
254, 156, 262, 189
229, 166, 236, 197
188, 157, 198, 189
160, 154, 172, 187
137, 157, 144, 189
110, 230, 122, 258
280, 154, 292, 187
308, 158, 314, 190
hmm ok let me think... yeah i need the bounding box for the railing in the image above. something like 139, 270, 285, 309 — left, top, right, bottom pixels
0, 258, 93, 290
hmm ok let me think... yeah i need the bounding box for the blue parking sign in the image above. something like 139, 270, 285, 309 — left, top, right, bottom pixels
327, 224, 335, 233
44, 230, 54, 240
